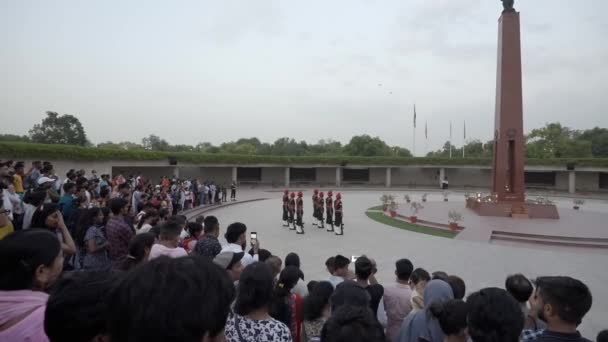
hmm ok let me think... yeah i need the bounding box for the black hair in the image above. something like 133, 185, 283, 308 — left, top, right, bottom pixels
117, 183, 130, 191
410, 268, 431, 285
45, 271, 121, 342
168, 214, 187, 226
224, 222, 247, 243
598, 330, 608, 342
270, 266, 301, 325
186, 222, 203, 236
120, 232, 156, 271
23, 189, 47, 206
62, 182, 76, 193
30, 203, 60, 229
535, 276, 592, 325
195, 215, 205, 225
448, 275, 466, 300
395, 258, 414, 281
331, 281, 371, 312
235, 262, 274, 316
303, 281, 334, 321
109, 198, 128, 215
203, 215, 219, 233
107, 256, 235, 342
137, 209, 159, 229
160, 221, 182, 240
150, 225, 161, 239
466, 287, 524, 342
505, 274, 533, 303
248, 248, 272, 262
355, 256, 373, 280
307, 280, 319, 294
432, 271, 449, 281
333, 255, 350, 270
325, 256, 335, 271
99, 186, 110, 199
0, 229, 62, 290
74, 207, 102, 248
285, 252, 301, 268
321, 305, 386, 342
430, 299, 468, 336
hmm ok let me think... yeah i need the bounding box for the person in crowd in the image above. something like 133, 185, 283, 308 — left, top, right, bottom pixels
330, 281, 371, 312
6, 184, 24, 229
266, 255, 283, 281
105, 198, 134, 268
75, 207, 110, 271
0, 229, 64, 341
249, 248, 272, 262
21, 189, 47, 230
328, 254, 350, 288
107, 255, 235, 342
24, 161, 42, 190
523, 276, 593, 342
354, 256, 385, 320
148, 221, 188, 260
447, 275, 466, 300
213, 251, 244, 284
271, 266, 304, 341
119, 232, 155, 271
467, 287, 524, 342
597, 331, 608, 342
384, 258, 414, 341
320, 305, 386, 342
115, 183, 131, 200
97, 186, 111, 208
409, 267, 431, 312
302, 281, 333, 342
505, 274, 546, 331
30, 203, 77, 256
183, 222, 203, 253
285, 252, 309, 297
307, 280, 319, 293
230, 181, 237, 201
13, 162, 25, 196
44, 271, 120, 342
58, 183, 76, 224
429, 299, 469, 342
38, 177, 59, 203
221, 222, 259, 267
396, 279, 455, 342
131, 185, 144, 215
0, 199, 14, 239
136, 208, 159, 234
325, 256, 335, 276
195, 214, 205, 225
433, 271, 449, 281
226, 262, 292, 342
194, 215, 222, 258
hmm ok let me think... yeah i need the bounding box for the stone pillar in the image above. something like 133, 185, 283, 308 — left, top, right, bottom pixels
568, 171, 576, 194
335, 167, 341, 187
285, 167, 290, 187
231, 167, 237, 183
439, 168, 445, 189
385, 167, 392, 188
173, 167, 180, 179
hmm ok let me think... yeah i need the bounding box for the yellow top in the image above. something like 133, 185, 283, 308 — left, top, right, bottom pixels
13, 174, 24, 193
0, 221, 15, 240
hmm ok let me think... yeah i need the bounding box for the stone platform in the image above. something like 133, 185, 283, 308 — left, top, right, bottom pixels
466, 198, 559, 219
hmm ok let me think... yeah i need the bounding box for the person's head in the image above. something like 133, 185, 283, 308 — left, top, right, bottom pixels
321, 305, 386, 342
160, 221, 182, 242
118, 182, 130, 195
505, 274, 533, 304
14, 162, 24, 174
213, 251, 244, 282
203, 215, 220, 237
447, 275, 466, 300
0, 229, 63, 291
395, 258, 414, 282
532, 276, 592, 328
303, 281, 334, 321
107, 256, 235, 342
285, 252, 301, 268
325, 256, 336, 275
433, 271, 449, 281
307, 280, 319, 293
31, 203, 62, 230
32, 160, 42, 169
45, 271, 121, 342
333, 254, 350, 277
24, 189, 47, 206
195, 215, 205, 225
265, 256, 282, 278
224, 222, 247, 245
99, 187, 110, 201
466, 287, 524, 342
354, 255, 374, 281
331, 281, 371, 312
597, 330, 608, 342
234, 262, 275, 316
410, 267, 431, 293
109, 198, 129, 216
120, 232, 155, 271
75, 207, 103, 247
187, 222, 203, 238
141, 208, 160, 225
63, 182, 76, 195
429, 299, 468, 342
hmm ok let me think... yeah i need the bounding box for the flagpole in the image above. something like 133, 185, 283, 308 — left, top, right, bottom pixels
425, 121, 428, 156
412, 104, 416, 157
449, 120, 453, 158
463, 120, 466, 158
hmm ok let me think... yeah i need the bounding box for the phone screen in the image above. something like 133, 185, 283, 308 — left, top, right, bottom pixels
351, 256, 359, 263
250, 232, 257, 240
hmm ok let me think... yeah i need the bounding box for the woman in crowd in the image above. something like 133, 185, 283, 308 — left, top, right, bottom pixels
285, 252, 308, 297
136, 208, 159, 234
21, 189, 47, 230
182, 222, 203, 253
271, 266, 303, 341
119, 232, 155, 271
75, 207, 110, 271
226, 262, 292, 342
30, 203, 76, 257
0, 229, 64, 341
409, 267, 431, 313
301, 281, 334, 342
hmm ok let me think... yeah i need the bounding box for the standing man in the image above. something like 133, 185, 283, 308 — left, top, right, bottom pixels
230, 181, 237, 201
312, 189, 319, 225
295, 191, 304, 234
317, 191, 325, 229
282, 189, 289, 227
105, 198, 135, 268
288, 192, 296, 231
326, 191, 334, 232
334, 193, 344, 236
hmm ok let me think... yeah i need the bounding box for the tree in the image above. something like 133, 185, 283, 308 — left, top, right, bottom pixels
271, 137, 309, 156
391, 146, 413, 157
97, 141, 144, 150
142, 134, 170, 151
343, 135, 392, 156
525, 122, 592, 158
0, 134, 30, 142
29, 111, 88, 146
577, 127, 608, 157
309, 139, 343, 155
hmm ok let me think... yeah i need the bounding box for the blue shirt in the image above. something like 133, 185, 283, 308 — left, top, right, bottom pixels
59, 195, 74, 222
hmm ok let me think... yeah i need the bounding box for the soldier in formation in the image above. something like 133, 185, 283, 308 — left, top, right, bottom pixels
295, 191, 304, 234
288, 192, 296, 230
325, 191, 334, 232
334, 193, 344, 236
282, 189, 289, 227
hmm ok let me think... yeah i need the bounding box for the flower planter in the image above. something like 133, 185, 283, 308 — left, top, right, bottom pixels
422, 199, 427, 202
444, 198, 448, 202
573, 206, 580, 210
406, 200, 411, 204
382, 205, 388, 211
449, 222, 459, 231
410, 216, 418, 223
389, 210, 397, 218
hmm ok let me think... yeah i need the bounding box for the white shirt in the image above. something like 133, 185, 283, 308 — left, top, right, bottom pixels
148, 244, 187, 260
221, 243, 258, 267
328, 275, 345, 288
138, 223, 153, 234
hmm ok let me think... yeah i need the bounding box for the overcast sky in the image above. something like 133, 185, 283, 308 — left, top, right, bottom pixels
1, 0, 607, 155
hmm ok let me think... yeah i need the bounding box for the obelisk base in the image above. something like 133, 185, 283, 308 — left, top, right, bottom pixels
466, 199, 559, 219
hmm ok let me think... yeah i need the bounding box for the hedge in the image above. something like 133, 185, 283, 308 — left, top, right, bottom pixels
2, 141, 608, 167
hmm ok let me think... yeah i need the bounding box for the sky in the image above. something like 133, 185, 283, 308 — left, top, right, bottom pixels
1, 0, 607, 155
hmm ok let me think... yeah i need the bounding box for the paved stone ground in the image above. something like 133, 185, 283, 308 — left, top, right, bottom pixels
203, 188, 608, 337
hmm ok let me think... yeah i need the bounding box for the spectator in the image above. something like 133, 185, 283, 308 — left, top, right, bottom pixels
58, 183, 76, 223
249, 248, 272, 262
136, 208, 159, 234
285, 252, 309, 297
354, 256, 385, 318
396, 279, 455, 342
325, 256, 335, 275
116, 183, 131, 200
24, 161, 41, 190
6, 184, 24, 229
384, 258, 414, 341
320, 305, 386, 342
409, 267, 431, 312
221, 222, 259, 267
467, 287, 523, 342
0, 229, 64, 341
330, 281, 371, 312
266, 255, 283, 280
226, 262, 292, 342
429, 299, 468, 342
183, 222, 203, 253
447, 275, 466, 300
271, 266, 304, 341
195, 214, 205, 225
105, 198, 135, 268
148, 221, 188, 260
302, 281, 334, 342
13, 162, 25, 195
0, 199, 14, 240
525, 276, 593, 342
21, 190, 47, 230
307, 280, 318, 294
120, 232, 155, 271
328, 254, 350, 288
505, 274, 546, 330
598, 331, 608, 342
75, 207, 110, 271
432, 271, 449, 281
31, 203, 77, 256
213, 251, 245, 284
131, 185, 143, 215
107, 256, 235, 342
44, 271, 120, 342
194, 215, 222, 258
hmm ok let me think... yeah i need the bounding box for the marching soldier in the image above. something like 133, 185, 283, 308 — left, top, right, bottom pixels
334, 193, 344, 235
282, 189, 290, 227
295, 191, 304, 234
288, 192, 296, 230
312, 189, 319, 225
317, 191, 325, 229
325, 191, 334, 232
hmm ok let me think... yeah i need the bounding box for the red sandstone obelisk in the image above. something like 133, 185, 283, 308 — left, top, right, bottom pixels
492, 9, 525, 204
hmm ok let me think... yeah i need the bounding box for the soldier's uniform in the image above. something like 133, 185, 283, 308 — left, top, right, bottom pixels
296, 191, 304, 234
334, 193, 344, 235
317, 192, 325, 228
288, 192, 296, 230
312, 189, 319, 225
282, 189, 289, 227
325, 191, 334, 232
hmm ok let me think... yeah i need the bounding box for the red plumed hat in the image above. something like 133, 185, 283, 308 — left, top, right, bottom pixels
319, 192, 324, 197
284, 189, 289, 194
297, 191, 303, 197
314, 189, 319, 194
290, 192, 295, 198
328, 191, 333, 196
336, 193, 342, 199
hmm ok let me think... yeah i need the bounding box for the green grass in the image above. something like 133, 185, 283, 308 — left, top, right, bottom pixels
367, 205, 385, 211
365, 210, 457, 239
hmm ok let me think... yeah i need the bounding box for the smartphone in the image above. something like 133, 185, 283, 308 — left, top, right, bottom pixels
250, 232, 257, 244
351, 255, 359, 263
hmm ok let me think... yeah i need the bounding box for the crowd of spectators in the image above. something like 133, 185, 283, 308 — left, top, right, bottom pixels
0, 160, 605, 342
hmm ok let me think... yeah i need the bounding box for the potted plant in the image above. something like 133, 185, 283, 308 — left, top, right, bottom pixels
410, 202, 423, 223
380, 194, 390, 211
421, 193, 428, 202
404, 194, 411, 204
443, 191, 450, 202
448, 210, 463, 231
573, 199, 585, 210
389, 200, 399, 218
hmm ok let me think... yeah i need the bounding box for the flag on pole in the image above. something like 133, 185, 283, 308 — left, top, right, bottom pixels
413, 104, 417, 128
425, 121, 428, 140
464, 121, 466, 140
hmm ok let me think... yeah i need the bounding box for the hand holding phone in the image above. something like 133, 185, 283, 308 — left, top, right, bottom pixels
250, 232, 258, 247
